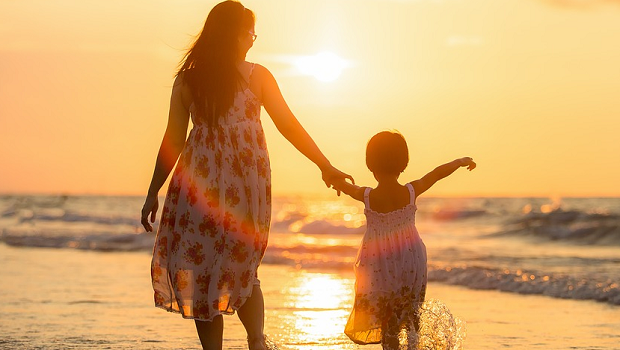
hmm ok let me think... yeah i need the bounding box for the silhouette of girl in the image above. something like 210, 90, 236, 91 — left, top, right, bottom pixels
333, 131, 474, 349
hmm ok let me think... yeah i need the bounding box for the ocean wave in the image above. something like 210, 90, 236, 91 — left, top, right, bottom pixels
271, 218, 365, 235
0, 227, 360, 261
8, 209, 140, 226
428, 265, 620, 306
262, 244, 358, 270
0, 195, 142, 227
0, 228, 154, 252
3, 225, 620, 307
493, 209, 620, 245
427, 208, 487, 221
297, 220, 364, 235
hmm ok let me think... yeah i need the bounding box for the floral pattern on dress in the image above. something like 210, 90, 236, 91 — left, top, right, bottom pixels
345, 184, 427, 346
151, 64, 271, 321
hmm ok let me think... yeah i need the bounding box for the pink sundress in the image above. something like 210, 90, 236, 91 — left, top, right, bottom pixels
345, 183, 427, 344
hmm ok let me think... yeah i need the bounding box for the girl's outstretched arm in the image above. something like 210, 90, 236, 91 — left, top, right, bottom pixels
331, 178, 365, 202
256, 64, 353, 189
410, 157, 476, 198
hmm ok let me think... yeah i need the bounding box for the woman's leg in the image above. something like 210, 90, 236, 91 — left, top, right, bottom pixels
195, 316, 223, 350
237, 284, 266, 349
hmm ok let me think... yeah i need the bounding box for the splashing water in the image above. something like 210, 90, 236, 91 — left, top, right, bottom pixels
399, 299, 466, 350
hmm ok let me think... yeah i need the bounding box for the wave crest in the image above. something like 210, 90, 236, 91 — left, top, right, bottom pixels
429, 266, 620, 306
493, 209, 620, 245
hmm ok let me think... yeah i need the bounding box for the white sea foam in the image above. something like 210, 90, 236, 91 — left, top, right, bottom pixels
428, 266, 620, 305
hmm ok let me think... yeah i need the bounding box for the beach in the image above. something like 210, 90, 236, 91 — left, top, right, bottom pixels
1, 195, 619, 349
3, 0, 620, 348
1, 244, 619, 349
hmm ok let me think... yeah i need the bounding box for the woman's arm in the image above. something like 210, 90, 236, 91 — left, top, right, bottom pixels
257, 64, 352, 188
141, 74, 192, 231
410, 157, 476, 198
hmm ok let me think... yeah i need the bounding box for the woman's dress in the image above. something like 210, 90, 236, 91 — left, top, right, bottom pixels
151, 65, 271, 321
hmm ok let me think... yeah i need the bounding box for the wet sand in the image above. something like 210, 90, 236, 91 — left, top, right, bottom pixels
0, 244, 618, 349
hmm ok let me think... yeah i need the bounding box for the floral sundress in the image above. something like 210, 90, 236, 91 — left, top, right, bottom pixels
151, 64, 271, 321
345, 183, 427, 345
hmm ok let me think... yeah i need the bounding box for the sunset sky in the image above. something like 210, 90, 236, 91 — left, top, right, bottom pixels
1, 0, 619, 197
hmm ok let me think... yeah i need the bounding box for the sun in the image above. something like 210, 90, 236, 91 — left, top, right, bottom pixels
294, 51, 349, 82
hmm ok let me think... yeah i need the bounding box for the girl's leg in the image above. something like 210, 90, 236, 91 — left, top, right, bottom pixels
381, 328, 400, 350
237, 284, 266, 350
381, 313, 400, 350
412, 306, 421, 333
404, 321, 417, 350
195, 316, 224, 350
404, 304, 422, 350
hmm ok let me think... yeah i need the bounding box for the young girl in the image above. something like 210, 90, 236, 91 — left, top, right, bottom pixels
332, 131, 475, 350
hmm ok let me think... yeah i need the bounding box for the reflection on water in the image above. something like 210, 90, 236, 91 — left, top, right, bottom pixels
293, 309, 350, 347
268, 271, 466, 350
290, 275, 350, 346
272, 271, 375, 350
287, 274, 351, 310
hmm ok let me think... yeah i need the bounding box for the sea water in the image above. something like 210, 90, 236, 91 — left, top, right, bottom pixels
0, 194, 619, 349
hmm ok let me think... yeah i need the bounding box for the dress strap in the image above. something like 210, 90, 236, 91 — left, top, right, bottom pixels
363, 187, 372, 208
248, 63, 255, 84
405, 183, 416, 205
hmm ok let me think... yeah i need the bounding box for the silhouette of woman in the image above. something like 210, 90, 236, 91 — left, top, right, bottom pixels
140, 1, 351, 349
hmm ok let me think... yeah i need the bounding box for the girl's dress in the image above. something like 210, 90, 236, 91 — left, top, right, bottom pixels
151, 64, 271, 321
345, 183, 427, 345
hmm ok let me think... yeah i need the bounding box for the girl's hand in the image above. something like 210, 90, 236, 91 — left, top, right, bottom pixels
141, 194, 159, 232
330, 178, 348, 193
459, 157, 477, 171
321, 165, 354, 196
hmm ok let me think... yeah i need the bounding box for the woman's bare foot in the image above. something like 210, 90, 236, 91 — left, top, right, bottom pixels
247, 336, 266, 350
248, 335, 279, 350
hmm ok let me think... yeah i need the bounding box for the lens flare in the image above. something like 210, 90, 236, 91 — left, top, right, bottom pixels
294, 51, 349, 82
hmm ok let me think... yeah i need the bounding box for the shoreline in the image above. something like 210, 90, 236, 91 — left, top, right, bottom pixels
1, 244, 619, 349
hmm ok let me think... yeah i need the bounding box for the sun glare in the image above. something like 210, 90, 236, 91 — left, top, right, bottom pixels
294, 51, 349, 82
282, 273, 353, 346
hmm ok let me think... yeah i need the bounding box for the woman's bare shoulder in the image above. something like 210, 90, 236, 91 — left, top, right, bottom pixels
252, 62, 268, 71
251, 63, 274, 80
174, 70, 190, 87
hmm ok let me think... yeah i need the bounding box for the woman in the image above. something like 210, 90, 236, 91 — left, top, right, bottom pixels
140, 1, 351, 349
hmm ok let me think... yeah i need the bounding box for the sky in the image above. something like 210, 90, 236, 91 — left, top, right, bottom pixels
1, 0, 619, 197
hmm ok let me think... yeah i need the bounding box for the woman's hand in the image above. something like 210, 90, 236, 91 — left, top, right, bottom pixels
141, 194, 159, 232
321, 165, 354, 196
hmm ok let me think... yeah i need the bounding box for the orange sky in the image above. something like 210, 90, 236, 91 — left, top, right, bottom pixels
1, 0, 619, 197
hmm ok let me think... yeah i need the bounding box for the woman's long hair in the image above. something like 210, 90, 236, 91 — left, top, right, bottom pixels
177, 1, 255, 127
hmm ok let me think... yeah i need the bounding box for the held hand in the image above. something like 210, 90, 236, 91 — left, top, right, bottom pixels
141, 194, 159, 232
330, 177, 350, 194
321, 165, 354, 196
459, 157, 477, 171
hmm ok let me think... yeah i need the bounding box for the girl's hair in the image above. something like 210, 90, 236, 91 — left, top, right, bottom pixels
177, 1, 255, 127
366, 131, 409, 174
